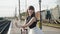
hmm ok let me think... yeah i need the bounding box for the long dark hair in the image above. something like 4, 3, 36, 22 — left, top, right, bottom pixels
27, 6, 35, 17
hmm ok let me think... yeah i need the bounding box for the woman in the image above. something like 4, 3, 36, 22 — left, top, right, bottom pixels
15, 6, 43, 34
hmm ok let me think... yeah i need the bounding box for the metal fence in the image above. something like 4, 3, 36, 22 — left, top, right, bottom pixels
0, 20, 11, 34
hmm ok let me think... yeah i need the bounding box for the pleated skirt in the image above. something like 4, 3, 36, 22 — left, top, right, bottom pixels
28, 27, 43, 34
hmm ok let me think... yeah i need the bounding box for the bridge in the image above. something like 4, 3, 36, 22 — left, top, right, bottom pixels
0, 19, 11, 34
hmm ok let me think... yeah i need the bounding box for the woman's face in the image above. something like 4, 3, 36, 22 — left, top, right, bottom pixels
28, 10, 34, 16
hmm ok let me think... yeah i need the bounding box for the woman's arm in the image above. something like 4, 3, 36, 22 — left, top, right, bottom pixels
23, 19, 26, 25
22, 17, 36, 27
15, 19, 26, 28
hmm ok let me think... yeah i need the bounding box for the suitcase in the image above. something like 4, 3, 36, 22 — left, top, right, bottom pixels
21, 28, 28, 34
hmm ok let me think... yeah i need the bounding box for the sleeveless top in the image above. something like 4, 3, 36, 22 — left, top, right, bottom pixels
26, 16, 37, 29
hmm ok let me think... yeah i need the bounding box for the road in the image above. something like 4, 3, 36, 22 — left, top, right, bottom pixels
9, 19, 60, 34
42, 26, 60, 34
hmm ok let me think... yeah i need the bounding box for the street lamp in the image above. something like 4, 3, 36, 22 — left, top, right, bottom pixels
19, 0, 21, 21
39, 0, 42, 29
15, 7, 17, 18
25, 0, 27, 18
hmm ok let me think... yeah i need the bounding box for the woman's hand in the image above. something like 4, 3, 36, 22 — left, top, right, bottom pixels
22, 25, 26, 30
21, 25, 25, 28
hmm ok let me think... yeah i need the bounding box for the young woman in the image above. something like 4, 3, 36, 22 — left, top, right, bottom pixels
15, 6, 43, 34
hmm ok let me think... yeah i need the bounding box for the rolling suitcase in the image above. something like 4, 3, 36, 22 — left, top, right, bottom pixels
21, 28, 28, 34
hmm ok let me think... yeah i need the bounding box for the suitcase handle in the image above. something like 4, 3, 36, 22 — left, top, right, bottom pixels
21, 28, 28, 34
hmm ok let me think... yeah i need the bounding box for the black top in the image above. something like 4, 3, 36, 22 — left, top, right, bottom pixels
26, 16, 37, 29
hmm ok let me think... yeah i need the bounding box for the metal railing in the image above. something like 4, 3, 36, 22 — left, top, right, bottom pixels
0, 21, 8, 27
0, 20, 11, 34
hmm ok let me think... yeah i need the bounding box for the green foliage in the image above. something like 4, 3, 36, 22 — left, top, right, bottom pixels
20, 12, 27, 17
37, 21, 40, 28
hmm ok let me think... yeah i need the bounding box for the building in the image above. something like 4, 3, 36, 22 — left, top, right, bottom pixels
50, 5, 60, 20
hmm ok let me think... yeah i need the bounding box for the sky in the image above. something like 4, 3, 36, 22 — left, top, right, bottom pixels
0, 0, 58, 17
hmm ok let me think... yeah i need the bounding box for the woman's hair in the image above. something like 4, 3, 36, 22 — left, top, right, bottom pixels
27, 6, 35, 17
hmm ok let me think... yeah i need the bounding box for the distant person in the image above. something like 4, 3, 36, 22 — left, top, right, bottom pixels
15, 6, 43, 34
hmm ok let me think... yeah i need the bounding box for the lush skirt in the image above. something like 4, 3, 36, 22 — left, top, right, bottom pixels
28, 27, 43, 34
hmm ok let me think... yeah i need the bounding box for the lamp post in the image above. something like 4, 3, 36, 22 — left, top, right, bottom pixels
19, 0, 21, 20
25, 0, 27, 18
39, 0, 42, 30
15, 7, 17, 18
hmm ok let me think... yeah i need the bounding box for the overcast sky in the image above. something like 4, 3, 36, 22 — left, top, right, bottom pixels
0, 0, 58, 17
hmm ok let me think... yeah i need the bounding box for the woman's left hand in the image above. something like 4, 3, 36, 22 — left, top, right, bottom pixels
21, 25, 25, 28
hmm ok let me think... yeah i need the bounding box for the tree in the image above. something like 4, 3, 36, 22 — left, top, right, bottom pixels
46, 10, 51, 23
